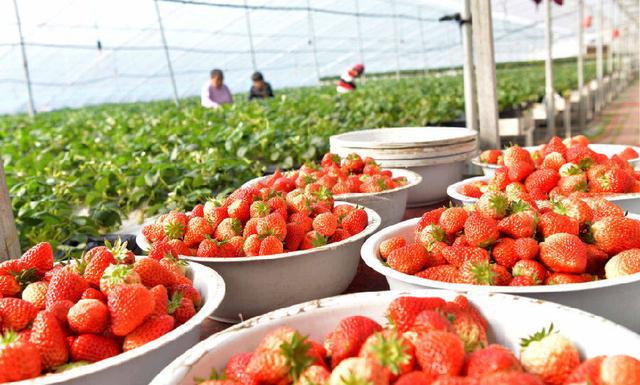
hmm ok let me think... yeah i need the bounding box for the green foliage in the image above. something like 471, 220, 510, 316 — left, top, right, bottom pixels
0, 60, 596, 251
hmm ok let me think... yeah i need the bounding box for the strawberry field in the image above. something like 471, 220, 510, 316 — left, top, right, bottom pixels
0, 60, 596, 251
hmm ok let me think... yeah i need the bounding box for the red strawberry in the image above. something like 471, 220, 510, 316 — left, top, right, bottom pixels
183, 217, 214, 247
0, 331, 42, 382
564, 355, 604, 385
196, 237, 220, 257
215, 218, 243, 241
296, 365, 330, 385
107, 283, 155, 336
415, 331, 465, 377
243, 234, 262, 256
163, 211, 188, 239
20, 242, 54, 274
416, 265, 460, 283
386, 296, 445, 333
557, 174, 588, 195
378, 236, 407, 260
544, 136, 568, 157
123, 314, 175, 351
45, 268, 89, 309
513, 238, 539, 260
478, 372, 544, 385
545, 273, 593, 284
503, 146, 532, 167
341, 208, 368, 235
410, 310, 454, 334
0, 298, 37, 331
497, 212, 536, 239
150, 285, 169, 316
67, 299, 109, 334
599, 355, 640, 385
99, 264, 141, 295
509, 275, 537, 286
70, 334, 120, 362
479, 149, 502, 164
225, 352, 259, 385
247, 327, 314, 383
22, 281, 48, 310
148, 238, 175, 261
476, 192, 509, 219
492, 238, 518, 269
359, 330, 415, 379
519, 324, 580, 385
133, 257, 177, 287
0, 259, 25, 276
29, 311, 69, 369
539, 233, 587, 273
300, 230, 328, 250
324, 316, 382, 368
439, 207, 468, 235
605, 249, 640, 279
512, 260, 547, 283
590, 167, 633, 193
142, 223, 165, 243
259, 235, 284, 256
463, 213, 499, 248
538, 211, 579, 239
585, 197, 625, 221
204, 201, 228, 229
416, 208, 446, 233
525, 169, 560, 194
541, 152, 566, 171
328, 357, 388, 385
169, 294, 196, 325
442, 246, 490, 268
461, 183, 484, 198
312, 212, 338, 237
508, 160, 535, 182
465, 344, 522, 376
415, 224, 446, 248
388, 244, 428, 275
591, 216, 640, 255
169, 283, 202, 308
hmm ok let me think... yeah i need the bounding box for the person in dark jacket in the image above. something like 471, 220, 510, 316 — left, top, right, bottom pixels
248, 71, 274, 100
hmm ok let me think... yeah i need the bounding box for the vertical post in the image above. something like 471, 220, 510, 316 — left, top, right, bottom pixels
596, 0, 604, 111
607, 0, 614, 75
470, 0, 500, 149
390, 0, 401, 80
354, 0, 365, 65
0, 160, 20, 261
243, 0, 257, 72
153, 0, 179, 106
12, 0, 35, 116
417, 6, 429, 76
544, 0, 556, 137
306, 0, 321, 82
577, 0, 586, 132
461, 0, 477, 133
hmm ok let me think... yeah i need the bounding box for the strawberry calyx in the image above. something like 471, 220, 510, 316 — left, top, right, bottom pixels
509, 200, 531, 214
0, 330, 19, 345
280, 332, 314, 381
102, 264, 135, 286
578, 157, 593, 170
193, 368, 227, 383
340, 372, 375, 385
489, 194, 509, 217
13, 267, 40, 290
53, 361, 90, 373
168, 292, 184, 314
368, 332, 411, 375
105, 238, 130, 263
520, 323, 556, 348
469, 261, 495, 285
310, 233, 328, 248
164, 221, 185, 240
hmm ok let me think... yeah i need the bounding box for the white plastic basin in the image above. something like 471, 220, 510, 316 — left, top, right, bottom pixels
361, 216, 640, 331
137, 202, 381, 322
150, 290, 640, 385
329, 126, 478, 149
15, 260, 225, 385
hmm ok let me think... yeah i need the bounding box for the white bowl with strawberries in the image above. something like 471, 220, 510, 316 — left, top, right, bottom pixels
137, 189, 381, 322
361, 197, 640, 331
0, 240, 225, 385
151, 290, 640, 385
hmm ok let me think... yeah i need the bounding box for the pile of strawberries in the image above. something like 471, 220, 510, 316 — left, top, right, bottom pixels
379, 194, 640, 285
0, 240, 202, 382
196, 295, 640, 385
141, 166, 372, 259
464, 135, 640, 199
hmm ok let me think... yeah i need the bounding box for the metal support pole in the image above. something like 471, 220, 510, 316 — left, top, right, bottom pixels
153, 0, 179, 106
306, 0, 321, 82
243, 0, 257, 72
608, 0, 614, 74
12, 0, 35, 116
390, 0, 401, 80
417, 6, 429, 76
0, 160, 20, 260
470, 0, 500, 149
461, 0, 477, 133
354, 0, 365, 65
596, 0, 604, 111
544, 0, 556, 137
577, 0, 585, 132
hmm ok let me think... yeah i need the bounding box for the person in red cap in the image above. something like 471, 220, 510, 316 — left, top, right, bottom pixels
336, 64, 365, 94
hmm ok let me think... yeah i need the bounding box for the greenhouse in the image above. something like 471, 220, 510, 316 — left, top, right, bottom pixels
0, 0, 639, 384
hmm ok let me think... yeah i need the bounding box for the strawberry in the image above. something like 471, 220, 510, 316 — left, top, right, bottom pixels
605, 249, 640, 279
425, 241, 448, 266
0, 259, 25, 276
388, 244, 428, 275
300, 231, 328, 250
249, 201, 270, 218
343, 153, 365, 173
324, 316, 382, 368
464, 213, 499, 248
539, 233, 587, 273
183, 217, 214, 247
386, 296, 445, 333
243, 234, 262, 256
45, 268, 88, 309
163, 211, 188, 239
585, 197, 625, 221
48, 299, 73, 327
585, 244, 609, 274
465, 344, 522, 376
476, 191, 509, 219
215, 218, 243, 241
513, 237, 539, 260
257, 213, 287, 241
312, 212, 338, 237
67, 299, 109, 334
519, 324, 579, 385
591, 217, 640, 255
541, 152, 566, 171
99, 264, 141, 295
538, 211, 579, 239
133, 257, 177, 287
259, 235, 284, 256
329, 357, 388, 385
553, 197, 593, 226
442, 246, 489, 268
20, 242, 54, 274
29, 311, 69, 369
0, 298, 37, 331
497, 212, 536, 239
378, 236, 407, 260
545, 273, 593, 285
439, 207, 468, 235
123, 314, 175, 352
600, 355, 640, 385
492, 238, 518, 269
341, 208, 368, 235
225, 352, 259, 385
247, 327, 314, 383
416, 208, 446, 233
142, 224, 165, 243
525, 169, 560, 194
479, 149, 502, 164
322, 153, 341, 167
197, 237, 220, 257
478, 372, 544, 385
204, 201, 228, 230
0, 331, 42, 381
512, 260, 547, 283
509, 275, 537, 286
415, 330, 465, 377
461, 183, 484, 198
150, 285, 169, 316
296, 365, 330, 385
459, 259, 497, 285
107, 283, 155, 336
590, 167, 633, 193
503, 146, 532, 167
359, 330, 414, 379
557, 174, 588, 195
243, 217, 260, 237
148, 238, 175, 261
544, 136, 568, 157
70, 334, 120, 363
169, 294, 196, 325
0, 275, 20, 297
227, 196, 252, 223
22, 281, 48, 310
564, 355, 604, 385
410, 310, 453, 334
415, 224, 446, 247
170, 283, 202, 308
416, 265, 460, 283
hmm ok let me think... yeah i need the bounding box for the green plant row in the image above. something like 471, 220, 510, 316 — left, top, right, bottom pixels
0, 59, 597, 251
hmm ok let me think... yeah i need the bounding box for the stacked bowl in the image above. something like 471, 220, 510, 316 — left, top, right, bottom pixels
330, 127, 478, 207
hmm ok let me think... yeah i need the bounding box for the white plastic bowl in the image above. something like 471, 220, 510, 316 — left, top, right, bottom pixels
472, 144, 640, 176
150, 290, 640, 385
242, 169, 421, 229
15, 260, 225, 385
447, 175, 640, 212
361, 216, 640, 331
137, 202, 381, 322
330, 140, 477, 160
329, 126, 478, 149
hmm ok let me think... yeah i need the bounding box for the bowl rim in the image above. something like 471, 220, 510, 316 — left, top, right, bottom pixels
137, 201, 381, 263
446, 175, 640, 204
16, 260, 226, 385
329, 126, 478, 149
150, 288, 640, 385
361, 216, 640, 294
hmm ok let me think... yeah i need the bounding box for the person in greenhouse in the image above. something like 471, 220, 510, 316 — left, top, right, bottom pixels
336, 63, 364, 94
201, 69, 233, 108
248, 71, 274, 100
